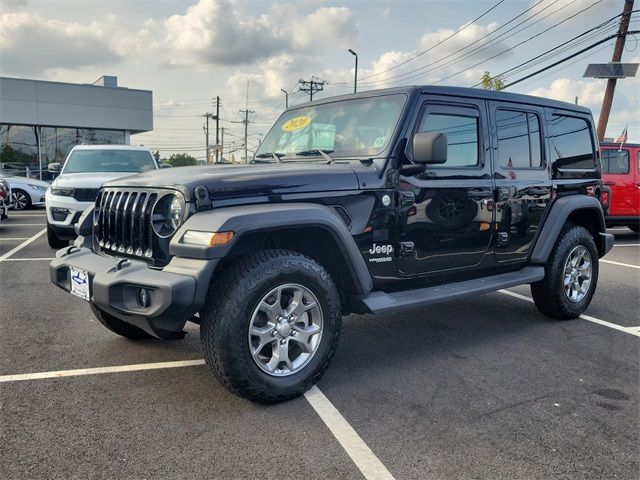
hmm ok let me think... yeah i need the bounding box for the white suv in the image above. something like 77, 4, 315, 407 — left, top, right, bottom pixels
46, 145, 161, 248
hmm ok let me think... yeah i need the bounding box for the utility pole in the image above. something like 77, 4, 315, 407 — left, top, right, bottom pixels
298, 77, 326, 101
238, 109, 254, 163
348, 49, 358, 93
203, 114, 212, 164
280, 88, 289, 108
596, 0, 634, 141
214, 96, 220, 163
220, 127, 225, 162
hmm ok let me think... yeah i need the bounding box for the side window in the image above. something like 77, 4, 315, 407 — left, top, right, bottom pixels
418, 109, 479, 167
496, 109, 542, 169
549, 115, 595, 169
601, 149, 629, 174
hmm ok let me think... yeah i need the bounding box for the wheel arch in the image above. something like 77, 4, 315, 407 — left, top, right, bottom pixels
170, 203, 374, 301
530, 195, 610, 263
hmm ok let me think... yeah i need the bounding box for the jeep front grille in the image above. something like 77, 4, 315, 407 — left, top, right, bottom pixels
93, 188, 171, 266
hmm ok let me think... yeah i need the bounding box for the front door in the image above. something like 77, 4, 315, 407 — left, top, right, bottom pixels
488, 102, 551, 264
398, 96, 494, 277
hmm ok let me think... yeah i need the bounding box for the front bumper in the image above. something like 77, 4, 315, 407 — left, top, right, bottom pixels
50, 244, 217, 339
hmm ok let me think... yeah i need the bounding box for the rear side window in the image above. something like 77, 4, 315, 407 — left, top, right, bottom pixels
601, 149, 629, 174
496, 109, 542, 169
549, 115, 595, 169
418, 110, 479, 167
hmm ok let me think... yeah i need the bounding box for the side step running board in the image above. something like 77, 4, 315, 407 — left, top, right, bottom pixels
351, 266, 545, 315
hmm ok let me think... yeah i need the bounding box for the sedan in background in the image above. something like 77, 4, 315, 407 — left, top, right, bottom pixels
0, 174, 50, 210
0, 177, 10, 221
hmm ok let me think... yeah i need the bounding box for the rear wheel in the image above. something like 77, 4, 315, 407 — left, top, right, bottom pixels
12, 189, 31, 210
200, 249, 341, 403
47, 222, 68, 249
90, 304, 152, 339
531, 224, 599, 319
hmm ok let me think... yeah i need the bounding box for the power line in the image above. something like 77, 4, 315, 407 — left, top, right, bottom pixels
431, 0, 606, 85
502, 30, 640, 88
354, 0, 506, 83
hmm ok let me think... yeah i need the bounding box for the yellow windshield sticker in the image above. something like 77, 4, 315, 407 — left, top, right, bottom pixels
282, 116, 311, 132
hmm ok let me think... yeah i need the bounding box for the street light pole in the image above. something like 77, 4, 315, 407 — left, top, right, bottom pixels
348, 49, 358, 93
280, 88, 289, 108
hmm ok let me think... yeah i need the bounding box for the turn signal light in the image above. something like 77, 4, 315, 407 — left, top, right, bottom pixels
181, 230, 235, 247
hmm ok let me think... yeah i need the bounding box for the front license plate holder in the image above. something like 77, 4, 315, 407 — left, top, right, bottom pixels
70, 267, 91, 301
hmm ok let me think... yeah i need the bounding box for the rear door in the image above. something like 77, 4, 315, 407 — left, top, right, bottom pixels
488, 101, 551, 264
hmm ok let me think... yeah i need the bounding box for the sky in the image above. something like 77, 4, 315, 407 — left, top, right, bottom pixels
1, 0, 638, 161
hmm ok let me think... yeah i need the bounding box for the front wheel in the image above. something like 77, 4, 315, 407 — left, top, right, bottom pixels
11, 189, 31, 210
531, 224, 599, 319
200, 250, 341, 403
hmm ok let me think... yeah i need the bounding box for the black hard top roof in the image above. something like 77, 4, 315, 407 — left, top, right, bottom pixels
291, 85, 592, 115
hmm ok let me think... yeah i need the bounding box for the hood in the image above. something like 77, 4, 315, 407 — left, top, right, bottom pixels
4, 176, 50, 188
103, 163, 366, 201
53, 172, 141, 189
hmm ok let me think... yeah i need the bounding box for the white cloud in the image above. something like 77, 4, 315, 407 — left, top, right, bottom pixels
161, 0, 356, 68
0, 11, 122, 75
529, 78, 605, 107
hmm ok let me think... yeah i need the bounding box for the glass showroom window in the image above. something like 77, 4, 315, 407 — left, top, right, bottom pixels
82, 129, 125, 144
0, 124, 39, 176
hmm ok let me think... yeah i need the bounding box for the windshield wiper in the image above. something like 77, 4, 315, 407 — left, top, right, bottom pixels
254, 152, 285, 163
294, 149, 334, 163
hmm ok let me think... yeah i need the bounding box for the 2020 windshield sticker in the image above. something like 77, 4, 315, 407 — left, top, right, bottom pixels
282, 116, 311, 132
368, 243, 393, 263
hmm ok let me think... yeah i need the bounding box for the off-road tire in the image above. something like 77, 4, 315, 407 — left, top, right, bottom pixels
90, 304, 152, 339
531, 224, 599, 320
47, 222, 68, 249
200, 249, 341, 404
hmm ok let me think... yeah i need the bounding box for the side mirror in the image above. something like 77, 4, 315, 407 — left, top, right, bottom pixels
413, 132, 447, 164
48, 162, 61, 173
160, 163, 173, 168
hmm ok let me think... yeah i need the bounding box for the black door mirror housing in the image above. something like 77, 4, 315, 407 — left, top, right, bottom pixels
160, 163, 173, 169
413, 132, 448, 164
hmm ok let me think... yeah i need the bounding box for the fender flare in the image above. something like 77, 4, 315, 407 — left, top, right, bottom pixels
530, 195, 609, 263
170, 203, 373, 294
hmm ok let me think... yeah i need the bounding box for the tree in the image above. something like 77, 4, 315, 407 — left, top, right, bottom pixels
152, 150, 161, 162
480, 71, 505, 91
167, 153, 197, 167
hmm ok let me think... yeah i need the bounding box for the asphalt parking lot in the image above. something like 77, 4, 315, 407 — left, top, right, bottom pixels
1, 209, 638, 480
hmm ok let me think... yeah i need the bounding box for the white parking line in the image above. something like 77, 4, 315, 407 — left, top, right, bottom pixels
9, 214, 47, 217
613, 244, 640, 248
600, 259, 640, 270
0, 359, 207, 382
0, 237, 30, 241
1, 223, 46, 227
0, 359, 395, 479
498, 289, 640, 338
1, 257, 54, 262
305, 386, 395, 480
0, 228, 46, 262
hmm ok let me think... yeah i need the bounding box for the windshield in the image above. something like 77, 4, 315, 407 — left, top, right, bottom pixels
63, 150, 157, 173
255, 94, 407, 161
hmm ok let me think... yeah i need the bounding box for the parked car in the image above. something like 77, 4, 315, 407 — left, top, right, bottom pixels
0, 174, 49, 210
600, 142, 639, 232
51, 86, 612, 403
45, 145, 161, 248
0, 177, 10, 221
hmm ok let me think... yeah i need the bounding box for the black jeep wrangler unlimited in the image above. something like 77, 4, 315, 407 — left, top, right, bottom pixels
51, 86, 613, 403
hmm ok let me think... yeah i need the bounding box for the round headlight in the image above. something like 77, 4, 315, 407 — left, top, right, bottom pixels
169, 195, 183, 230
152, 193, 184, 238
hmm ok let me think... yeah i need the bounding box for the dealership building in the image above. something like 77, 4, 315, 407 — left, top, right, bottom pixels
0, 75, 152, 179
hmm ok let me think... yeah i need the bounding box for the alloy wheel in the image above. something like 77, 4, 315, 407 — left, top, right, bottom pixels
563, 245, 592, 303
248, 283, 323, 377
12, 191, 29, 210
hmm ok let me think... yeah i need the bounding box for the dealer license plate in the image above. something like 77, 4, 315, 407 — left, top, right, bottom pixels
70, 267, 90, 301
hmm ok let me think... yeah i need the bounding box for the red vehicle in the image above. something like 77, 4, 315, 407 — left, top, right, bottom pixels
600, 142, 640, 232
